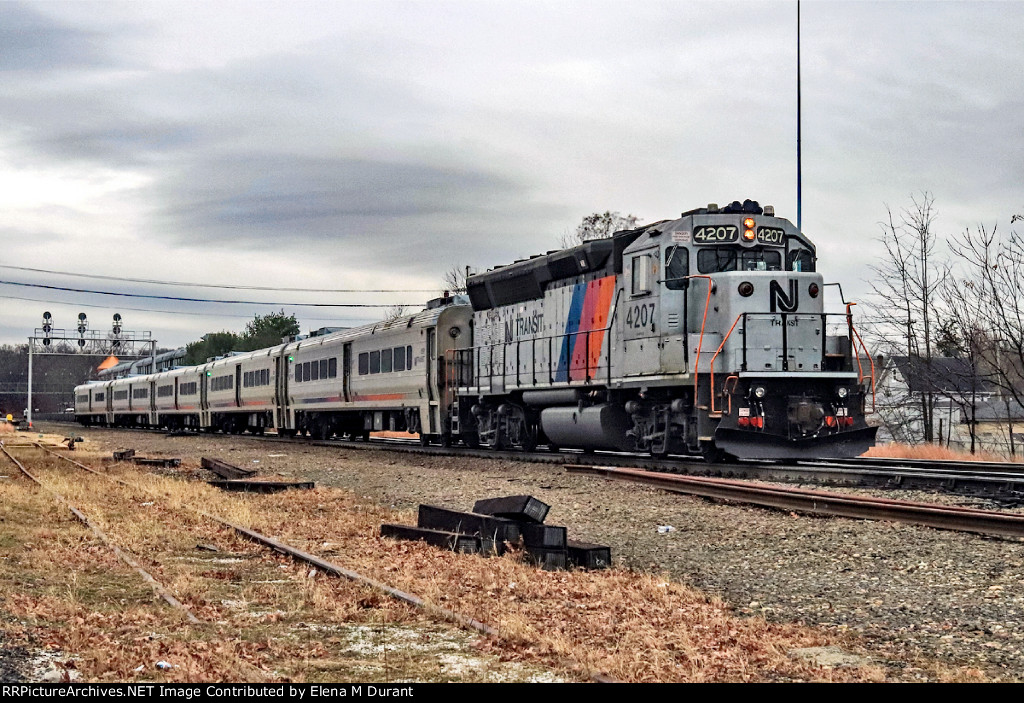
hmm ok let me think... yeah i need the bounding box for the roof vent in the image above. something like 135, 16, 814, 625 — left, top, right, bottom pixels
707, 203, 718, 211
764, 205, 775, 216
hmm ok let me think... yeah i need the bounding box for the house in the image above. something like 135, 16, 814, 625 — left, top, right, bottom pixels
872, 355, 996, 448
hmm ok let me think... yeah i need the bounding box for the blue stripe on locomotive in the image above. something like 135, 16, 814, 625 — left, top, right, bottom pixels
555, 282, 587, 382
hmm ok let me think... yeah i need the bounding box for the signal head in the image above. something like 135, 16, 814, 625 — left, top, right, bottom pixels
113, 313, 121, 322
77, 339, 86, 347
78, 313, 86, 321
43, 311, 51, 321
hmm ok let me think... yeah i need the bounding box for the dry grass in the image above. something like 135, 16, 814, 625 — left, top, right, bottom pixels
0, 445, 541, 683
864, 442, 1021, 463
0, 436, 991, 682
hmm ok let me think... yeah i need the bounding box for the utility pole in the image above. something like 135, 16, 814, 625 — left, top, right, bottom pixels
796, 0, 803, 232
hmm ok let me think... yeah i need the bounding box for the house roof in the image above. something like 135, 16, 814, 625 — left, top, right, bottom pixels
964, 398, 1024, 422
888, 355, 997, 395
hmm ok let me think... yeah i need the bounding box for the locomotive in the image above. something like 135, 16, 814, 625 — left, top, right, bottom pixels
76, 199, 876, 461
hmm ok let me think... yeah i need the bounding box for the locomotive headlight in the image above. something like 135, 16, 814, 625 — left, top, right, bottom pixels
738, 281, 754, 297
742, 218, 756, 241
837, 387, 849, 399
753, 385, 767, 399
808, 283, 820, 298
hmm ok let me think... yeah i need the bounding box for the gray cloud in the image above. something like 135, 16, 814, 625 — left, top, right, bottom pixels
0, 3, 116, 72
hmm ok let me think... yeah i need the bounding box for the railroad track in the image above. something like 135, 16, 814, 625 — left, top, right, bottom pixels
43, 421, 1024, 500
0, 438, 613, 683
566, 464, 1024, 540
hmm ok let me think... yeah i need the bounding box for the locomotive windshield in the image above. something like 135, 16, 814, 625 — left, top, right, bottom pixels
788, 249, 815, 272
697, 247, 782, 273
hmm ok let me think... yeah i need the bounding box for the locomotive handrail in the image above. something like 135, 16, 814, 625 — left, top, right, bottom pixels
452, 324, 615, 394
707, 313, 745, 414
846, 302, 877, 412
703, 305, 876, 415
689, 275, 715, 406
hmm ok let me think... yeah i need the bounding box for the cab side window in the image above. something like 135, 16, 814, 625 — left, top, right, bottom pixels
631, 254, 652, 295
665, 246, 689, 290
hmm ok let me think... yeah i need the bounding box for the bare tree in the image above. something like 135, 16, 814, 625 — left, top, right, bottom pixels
442, 264, 470, 294
383, 305, 408, 323
559, 211, 639, 248
947, 219, 1024, 412
866, 192, 945, 442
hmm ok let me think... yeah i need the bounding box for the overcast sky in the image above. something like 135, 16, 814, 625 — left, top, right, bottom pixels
1, 0, 1021, 351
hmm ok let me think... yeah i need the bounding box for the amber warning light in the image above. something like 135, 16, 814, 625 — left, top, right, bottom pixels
742, 217, 756, 241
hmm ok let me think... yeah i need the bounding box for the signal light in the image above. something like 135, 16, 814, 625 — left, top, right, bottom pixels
743, 217, 756, 228
78, 339, 86, 348
808, 283, 820, 298
743, 229, 755, 241
43, 338, 51, 346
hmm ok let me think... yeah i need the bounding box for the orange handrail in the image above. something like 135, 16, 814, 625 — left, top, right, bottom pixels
690, 275, 714, 403
707, 314, 744, 414
845, 303, 876, 412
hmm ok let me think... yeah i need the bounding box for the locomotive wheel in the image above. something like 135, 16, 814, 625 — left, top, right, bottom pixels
419, 433, 431, 447
461, 430, 480, 448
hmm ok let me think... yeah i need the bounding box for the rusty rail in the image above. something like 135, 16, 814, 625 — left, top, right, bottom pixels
566, 464, 1024, 540
33, 444, 616, 681
0, 444, 200, 623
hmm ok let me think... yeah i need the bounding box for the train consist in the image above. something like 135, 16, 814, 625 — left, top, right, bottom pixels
76, 200, 877, 460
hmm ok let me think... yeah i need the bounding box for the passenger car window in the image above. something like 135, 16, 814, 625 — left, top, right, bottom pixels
369, 351, 380, 374
381, 348, 393, 373
358, 353, 369, 375
328, 358, 337, 378
319, 359, 328, 379
393, 346, 405, 372
311, 360, 319, 381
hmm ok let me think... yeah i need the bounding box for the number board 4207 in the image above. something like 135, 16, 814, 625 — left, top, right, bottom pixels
756, 227, 786, 245
693, 225, 738, 243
